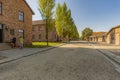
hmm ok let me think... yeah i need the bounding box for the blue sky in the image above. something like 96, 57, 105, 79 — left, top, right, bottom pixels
26, 0, 120, 35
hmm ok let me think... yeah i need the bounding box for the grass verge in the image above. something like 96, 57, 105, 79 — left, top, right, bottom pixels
27, 42, 62, 48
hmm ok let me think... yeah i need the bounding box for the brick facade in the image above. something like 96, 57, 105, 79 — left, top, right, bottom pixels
89, 32, 107, 42
32, 20, 58, 42
89, 26, 120, 45
0, 0, 34, 46
106, 26, 120, 45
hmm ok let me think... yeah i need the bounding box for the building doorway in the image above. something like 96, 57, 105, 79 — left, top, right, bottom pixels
0, 24, 3, 43
110, 32, 115, 44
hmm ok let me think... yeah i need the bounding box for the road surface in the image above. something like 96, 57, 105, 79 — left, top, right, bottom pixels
0, 41, 120, 80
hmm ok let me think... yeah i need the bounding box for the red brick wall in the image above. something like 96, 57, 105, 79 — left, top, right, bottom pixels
32, 24, 46, 41
0, 0, 33, 46
32, 20, 58, 42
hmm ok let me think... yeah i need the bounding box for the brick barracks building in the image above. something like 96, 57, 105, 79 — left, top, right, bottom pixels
89, 32, 107, 42
106, 25, 120, 45
32, 20, 58, 42
89, 26, 120, 45
0, 0, 34, 46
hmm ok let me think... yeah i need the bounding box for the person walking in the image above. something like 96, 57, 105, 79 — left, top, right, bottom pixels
19, 36, 24, 49
11, 37, 16, 48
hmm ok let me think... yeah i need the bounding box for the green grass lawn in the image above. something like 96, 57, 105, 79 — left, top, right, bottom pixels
27, 42, 62, 48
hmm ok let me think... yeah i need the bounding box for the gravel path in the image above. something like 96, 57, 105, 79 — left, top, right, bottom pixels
0, 42, 120, 80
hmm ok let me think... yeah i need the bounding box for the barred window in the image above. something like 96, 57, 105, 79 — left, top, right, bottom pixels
39, 34, 41, 39
10, 29, 15, 35
32, 27, 34, 31
19, 11, 24, 21
39, 27, 42, 31
32, 35, 35, 39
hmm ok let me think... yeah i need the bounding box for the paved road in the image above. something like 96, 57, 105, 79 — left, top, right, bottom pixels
88, 41, 120, 55
0, 41, 120, 80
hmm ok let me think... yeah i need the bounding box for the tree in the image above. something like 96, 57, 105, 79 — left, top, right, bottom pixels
61, 2, 68, 38
66, 9, 72, 40
55, 2, 79, 41
38, 0, 55, 46
55, 2, 68, 41
70, 21, 79, 40
81, 27, 93, 40
55, 3, 63, 41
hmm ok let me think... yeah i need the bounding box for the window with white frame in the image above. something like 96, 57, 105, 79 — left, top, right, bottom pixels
19, 11, 24, 21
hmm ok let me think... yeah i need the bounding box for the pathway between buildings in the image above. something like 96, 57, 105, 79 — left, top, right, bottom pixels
0, 43, 65, 64
0, 41, 120, 80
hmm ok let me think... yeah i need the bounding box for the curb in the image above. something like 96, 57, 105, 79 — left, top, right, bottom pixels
96, 49, 120, 65
89, 42, 120, 65
0, 43, 66, 64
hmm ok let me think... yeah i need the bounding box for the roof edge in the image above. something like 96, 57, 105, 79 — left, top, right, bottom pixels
107, 25, 120, 35
24, 0, 35, 15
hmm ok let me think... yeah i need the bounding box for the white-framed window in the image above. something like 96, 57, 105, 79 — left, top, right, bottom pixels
19, 11, 24, 21
18, 29, 23, 33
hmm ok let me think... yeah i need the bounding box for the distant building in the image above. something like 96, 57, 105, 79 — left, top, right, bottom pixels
89, 32, 107, 42
32, 20, 58, 42
0, 0, 34, 46
106, 25, 120, 45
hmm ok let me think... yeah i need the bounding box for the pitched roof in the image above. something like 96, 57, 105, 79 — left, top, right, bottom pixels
107, 25, 120, 35
91, 32, 107, 37
24, 0, 34, 14
32, 20, 45, 25
32, 19, 55, 25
